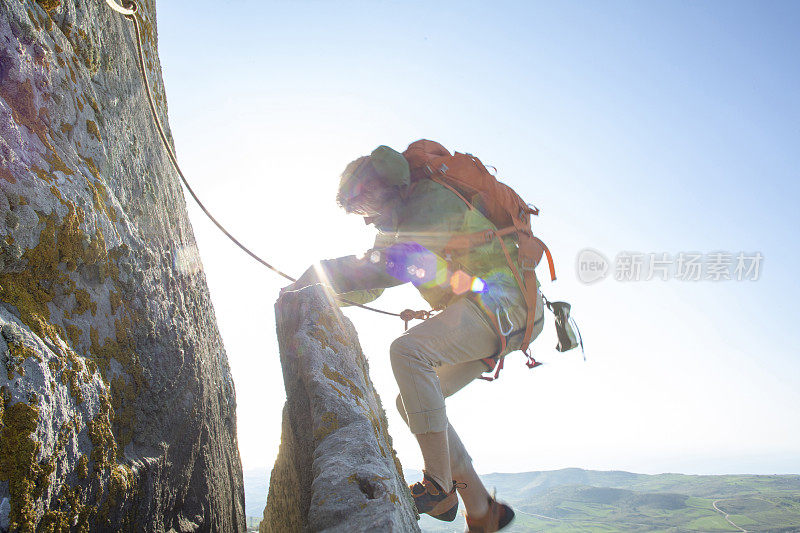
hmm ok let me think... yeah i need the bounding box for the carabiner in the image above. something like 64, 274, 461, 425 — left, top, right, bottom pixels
495, 307, 514, 337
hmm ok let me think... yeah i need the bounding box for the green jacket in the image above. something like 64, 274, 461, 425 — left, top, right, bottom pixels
321, 178, 529, 316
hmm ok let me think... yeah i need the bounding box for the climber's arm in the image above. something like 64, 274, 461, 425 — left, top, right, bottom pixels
289, 248, 405, 306
333, 287, 388, 306
323, 252, 404, 295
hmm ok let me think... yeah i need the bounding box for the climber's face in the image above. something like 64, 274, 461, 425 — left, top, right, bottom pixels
337, 156, 395, 217
341, 176, 394, 217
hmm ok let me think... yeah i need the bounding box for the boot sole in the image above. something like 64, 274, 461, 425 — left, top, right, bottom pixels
499, 505, 515, 529
429, 493, 459, 522
465, 500, 516, 532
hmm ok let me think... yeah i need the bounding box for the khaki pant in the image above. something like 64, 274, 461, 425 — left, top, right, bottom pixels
390, 292, 544, 467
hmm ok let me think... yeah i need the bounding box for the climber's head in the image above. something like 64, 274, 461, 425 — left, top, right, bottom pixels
337, 147, 410, 218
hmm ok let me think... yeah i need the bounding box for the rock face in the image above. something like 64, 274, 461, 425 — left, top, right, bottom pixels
0, 1, 244, 531
261, 285, 420, 533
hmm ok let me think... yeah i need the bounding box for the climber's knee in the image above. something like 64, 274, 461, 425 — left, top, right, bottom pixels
390, 335, 433, 375
389, 336, 414, 380
389, 335, 412, 366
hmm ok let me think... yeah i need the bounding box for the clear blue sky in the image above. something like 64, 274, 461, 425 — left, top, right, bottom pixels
154, 1, 800, 475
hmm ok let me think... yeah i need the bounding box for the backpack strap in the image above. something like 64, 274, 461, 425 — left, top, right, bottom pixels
429, 175, 475, 210
443, 226, 516, 252
444, 226, 556, 355
477, 305, 508, 381
479, 355, 505, 381
489, 231, 540, 352
530, 235, 556, 282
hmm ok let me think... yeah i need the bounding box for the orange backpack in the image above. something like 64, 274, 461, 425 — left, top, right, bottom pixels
402, 140, 557, 364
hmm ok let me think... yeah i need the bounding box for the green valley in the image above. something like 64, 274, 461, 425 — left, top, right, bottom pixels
409, 468, 800, 532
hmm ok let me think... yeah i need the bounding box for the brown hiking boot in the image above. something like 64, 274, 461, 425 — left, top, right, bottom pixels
464, 494, 515, 532
409, 472, 465, 522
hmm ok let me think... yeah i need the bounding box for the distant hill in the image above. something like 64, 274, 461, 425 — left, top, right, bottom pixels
243, 467, 270, 528
404, 468, 800, 532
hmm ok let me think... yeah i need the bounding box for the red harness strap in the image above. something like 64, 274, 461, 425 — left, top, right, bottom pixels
479, 355, 505, 381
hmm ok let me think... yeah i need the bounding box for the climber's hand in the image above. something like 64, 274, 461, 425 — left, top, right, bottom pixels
281, 265, 331, 295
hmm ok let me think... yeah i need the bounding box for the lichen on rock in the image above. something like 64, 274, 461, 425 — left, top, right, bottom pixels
0, 0, 244, 530
0, 394, 41, 532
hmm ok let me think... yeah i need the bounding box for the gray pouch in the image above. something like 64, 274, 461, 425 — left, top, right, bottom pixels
548, 301, 581, 353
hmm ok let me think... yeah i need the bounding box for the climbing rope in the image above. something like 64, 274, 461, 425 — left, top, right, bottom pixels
106, 0, 411, 320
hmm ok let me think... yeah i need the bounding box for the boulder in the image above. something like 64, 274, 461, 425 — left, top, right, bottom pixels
261, 285, 419, 532
0, 1, 244, 531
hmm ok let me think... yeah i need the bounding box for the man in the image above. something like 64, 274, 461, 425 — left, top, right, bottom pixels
289, 141, 545, 532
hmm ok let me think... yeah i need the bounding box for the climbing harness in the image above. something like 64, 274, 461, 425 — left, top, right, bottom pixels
478, 298, 585, 382
105, 1, 427, 323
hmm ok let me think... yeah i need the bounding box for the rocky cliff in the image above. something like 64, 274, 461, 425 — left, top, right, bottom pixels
0, 1, 244, 531
261, 285, 420, 532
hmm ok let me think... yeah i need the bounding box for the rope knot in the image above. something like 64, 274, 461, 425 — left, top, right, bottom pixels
400, 309, 432, 330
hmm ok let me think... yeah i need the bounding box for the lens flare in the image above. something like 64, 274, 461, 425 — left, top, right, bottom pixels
450, 270, 472, 295
386, 242, 437, 286
471, 277, 486, 292
311, 263, 346, 330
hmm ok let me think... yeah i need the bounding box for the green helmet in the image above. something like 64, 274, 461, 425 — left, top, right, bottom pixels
369, 145, 410, 187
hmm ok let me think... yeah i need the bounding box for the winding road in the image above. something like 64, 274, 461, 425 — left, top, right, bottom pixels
712, 499, 748, 532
